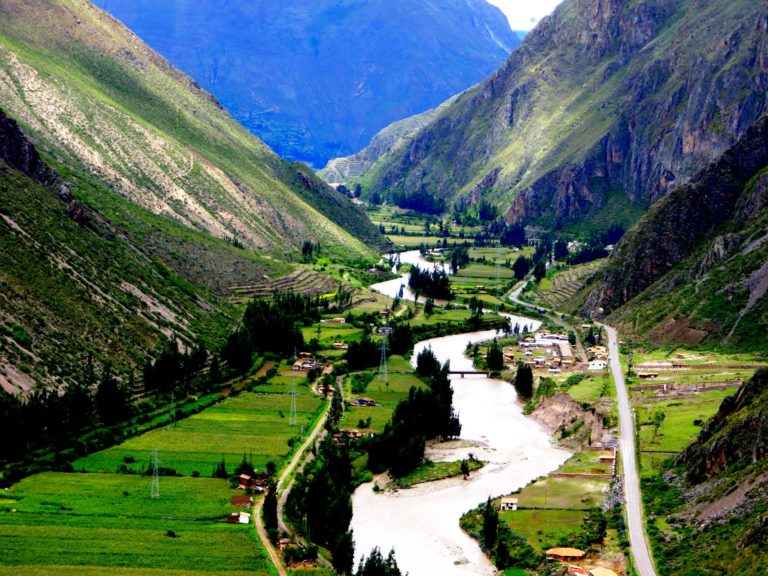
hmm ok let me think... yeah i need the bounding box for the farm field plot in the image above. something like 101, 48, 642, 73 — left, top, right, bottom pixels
0, 473, 273, 575
76, 387, 325, 476
384, 234, 461, 249
454, 263, 516, 279
229, 269, 338, 304
301, 322, 364, 345
635, 389, 735, 474
567, 375, 612, 404
534, 260, 606, 309
500, 509, 588, 552
511, 476, 608, 510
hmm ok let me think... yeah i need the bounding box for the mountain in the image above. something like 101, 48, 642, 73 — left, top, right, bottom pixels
0, 0, 380, 259
359, 0, 768, 234
642, 368, 768, 575
0, 106, 238, 394
91, 0, 519, 168
586, 114, 768, 351
319, 95, 459, 186
0, 0, 381, 394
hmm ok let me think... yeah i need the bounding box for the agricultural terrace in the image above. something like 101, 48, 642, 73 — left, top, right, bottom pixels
531, 260, 607, 312
365, 206, 483, 252
76, 377, 326, 476
0, 472, 273, 576
625, 347, 768, 475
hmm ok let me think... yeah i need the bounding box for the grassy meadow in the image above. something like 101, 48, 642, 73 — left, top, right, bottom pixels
0, 473, 274, 576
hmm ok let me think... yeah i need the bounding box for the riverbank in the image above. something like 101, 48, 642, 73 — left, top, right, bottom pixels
350, 328, 570, 576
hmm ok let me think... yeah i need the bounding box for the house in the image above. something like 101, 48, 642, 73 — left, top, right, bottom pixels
321, 317, 346, 324
332, 342, 348, 350
227, 512, 251, 524
589, 568, 619, 576
293, 359, 316, 371
353, 397, 376, 407
588, 360, 608, 371
546, 547, 586, 561
499, 497, 518, 511
568, 567, 589, 576
231, 495, 254, 507
638, 372, 659, 379
238, 473, 269, 492
377, 326, 392, 335
548, 368, 562, 374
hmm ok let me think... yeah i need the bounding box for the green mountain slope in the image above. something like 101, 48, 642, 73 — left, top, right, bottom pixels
0, 107, 240, 394
643, 368, 768, 575
587, 114, 768, 351
360, 0, 768, 232
0, 0, 381, 259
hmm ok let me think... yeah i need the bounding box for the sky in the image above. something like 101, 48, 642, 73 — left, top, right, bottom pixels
486, 0, 563, 31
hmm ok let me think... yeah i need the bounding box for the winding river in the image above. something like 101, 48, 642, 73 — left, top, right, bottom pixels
351, 252, 571, 575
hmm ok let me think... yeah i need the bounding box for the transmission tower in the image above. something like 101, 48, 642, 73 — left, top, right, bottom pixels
289, 373, 298, 426
378, 334, 388, 386
150, 448, 160, 499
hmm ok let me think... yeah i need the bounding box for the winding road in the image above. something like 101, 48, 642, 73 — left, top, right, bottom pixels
253, 391, 333, 576
508, 281, 656, 576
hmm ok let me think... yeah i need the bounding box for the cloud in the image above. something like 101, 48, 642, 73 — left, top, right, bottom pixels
485, 0, 563, 31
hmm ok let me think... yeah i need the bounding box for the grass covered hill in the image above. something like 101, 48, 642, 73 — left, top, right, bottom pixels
0, 105, 241, 394
0, 0, 381, 259
587, 113, 768, 352
359, 0, 768, 231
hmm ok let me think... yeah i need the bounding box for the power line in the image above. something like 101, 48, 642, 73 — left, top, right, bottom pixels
378, 333, 388, 386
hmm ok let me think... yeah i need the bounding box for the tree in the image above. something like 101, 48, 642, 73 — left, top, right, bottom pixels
568, 331, 576, 346
486, 339, 504, 371
533, 261, 546, 282
302, 240, 315, 262
513, 363, 534, 398
263, 482, 278, 537
95, 361, 129, 425
482, 497, 499, 549
355, 548, 402, 576
512, 256, 531, 280
461, 459, 470, 479
478, 200, 497, 222
554, 240, 569, 260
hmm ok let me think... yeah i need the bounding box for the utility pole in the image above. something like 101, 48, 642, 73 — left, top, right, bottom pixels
150, 448, 160, 499
289, 373, 298, 426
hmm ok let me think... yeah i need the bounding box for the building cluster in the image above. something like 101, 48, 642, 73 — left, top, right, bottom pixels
514, 331, 576, 373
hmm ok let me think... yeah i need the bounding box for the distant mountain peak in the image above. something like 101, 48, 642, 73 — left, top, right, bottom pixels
92, 0, 519, 167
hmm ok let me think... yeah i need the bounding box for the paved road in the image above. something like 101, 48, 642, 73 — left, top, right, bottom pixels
508, 280, 656, 576
598, 323, 657, 576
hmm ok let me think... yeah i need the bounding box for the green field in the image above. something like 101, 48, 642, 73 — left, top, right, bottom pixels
75, 384, 325, 476
0, 473, 274, 575
512, 476, 608, 510
500, 509, 588, 552
301, 322, 364, 344
339, 356, 426, 433
636, 389, 736, 473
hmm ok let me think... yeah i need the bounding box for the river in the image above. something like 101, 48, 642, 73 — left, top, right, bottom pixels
350, 324, 570, 575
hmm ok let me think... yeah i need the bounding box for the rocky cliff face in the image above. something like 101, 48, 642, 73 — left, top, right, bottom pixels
361, 0, 768, 230
0, 107, 87, 224
587, 113, 768, 315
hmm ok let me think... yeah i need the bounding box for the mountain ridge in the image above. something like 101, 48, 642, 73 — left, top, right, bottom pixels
0, 0, 381, 258
359, 0, 768, 233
